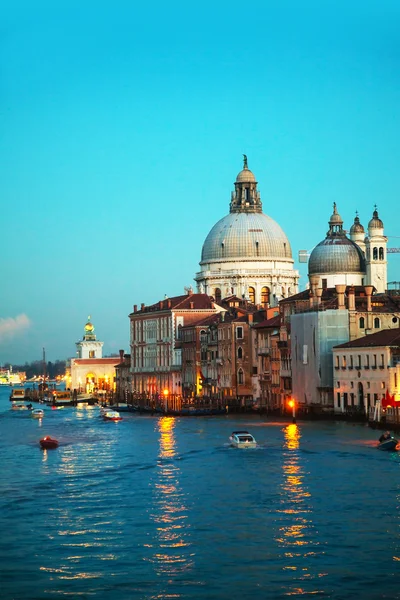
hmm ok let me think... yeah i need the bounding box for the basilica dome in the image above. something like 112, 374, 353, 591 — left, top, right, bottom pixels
201, 212, 292, 263
308, 203, 366, 276
308, 237, 365, 275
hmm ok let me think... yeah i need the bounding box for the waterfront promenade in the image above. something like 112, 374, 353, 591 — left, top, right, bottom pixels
1, 385, 400, 599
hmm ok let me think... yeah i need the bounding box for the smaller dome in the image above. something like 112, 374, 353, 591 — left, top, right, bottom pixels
350, 214, 365, 234
368, 209, 384, 229
236, 168, 256, 183
309, 237, 366, 275
84, 316, 94, 332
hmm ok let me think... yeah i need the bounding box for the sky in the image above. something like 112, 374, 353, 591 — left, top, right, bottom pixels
1, 0, 400, 364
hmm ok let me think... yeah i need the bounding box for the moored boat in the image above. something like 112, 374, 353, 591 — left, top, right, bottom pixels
103, 410, 123, 422
229, 430, 257, 448
10, 388, 26, 402
11, 402, 29, 411
39, 436, 59, 449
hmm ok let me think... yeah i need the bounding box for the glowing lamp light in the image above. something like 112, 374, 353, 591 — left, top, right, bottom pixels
288, 399, 295, 408
163, 389, 169, 396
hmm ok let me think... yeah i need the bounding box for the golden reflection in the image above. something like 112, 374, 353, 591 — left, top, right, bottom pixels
145, 416, 193, 585
275, 425, 324, 592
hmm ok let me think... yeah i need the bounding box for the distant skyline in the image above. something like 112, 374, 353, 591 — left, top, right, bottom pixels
2, 1, 400, 363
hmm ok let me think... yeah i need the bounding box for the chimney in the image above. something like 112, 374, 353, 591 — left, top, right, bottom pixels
335, 284, 346, 310
119, 349, 124, 363
365, 285, 374, 312
141, 303, 145, 310
348, 286, 355, 311
189, 301, 194, 309
248, 313, 253, 324
309, 275, 319, 297
133, 304, 137, 313
309, 290, 314, 308
167, 300, 171, 309
316, 287, 323, 307
159, 301, 163, 310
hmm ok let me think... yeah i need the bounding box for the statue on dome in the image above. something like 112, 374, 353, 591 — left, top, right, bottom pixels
243, 154, 248, 169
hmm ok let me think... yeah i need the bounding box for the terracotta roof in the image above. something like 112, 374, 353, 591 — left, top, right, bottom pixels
131, 293, 215, 315
334, 328, 400, 349
73, 358, 120, 365
252, 314, 281, 329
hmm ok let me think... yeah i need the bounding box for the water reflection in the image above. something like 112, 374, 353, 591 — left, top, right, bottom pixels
146, 417, 193, 589
276, 424, 324, 595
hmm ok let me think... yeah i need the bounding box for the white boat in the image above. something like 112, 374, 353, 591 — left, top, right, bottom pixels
10, 388, 26, 402
229, 430, 257, 448
32, 409, 45, 419
103, 410, 122, 421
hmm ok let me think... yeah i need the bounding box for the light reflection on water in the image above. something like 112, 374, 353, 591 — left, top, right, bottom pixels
146, 416, 194, 592
276, 424, 325, 596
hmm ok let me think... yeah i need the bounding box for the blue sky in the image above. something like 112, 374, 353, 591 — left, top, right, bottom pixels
1, 0, 400, 364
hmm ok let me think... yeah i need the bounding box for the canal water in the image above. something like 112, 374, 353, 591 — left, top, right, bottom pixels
1, 386, 400, 600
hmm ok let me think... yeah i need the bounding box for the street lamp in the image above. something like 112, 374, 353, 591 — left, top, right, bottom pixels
163, 388, 169, 414
288, 398, 296, 424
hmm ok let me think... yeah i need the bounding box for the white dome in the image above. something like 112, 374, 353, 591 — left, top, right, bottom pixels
201, 212, 292, 264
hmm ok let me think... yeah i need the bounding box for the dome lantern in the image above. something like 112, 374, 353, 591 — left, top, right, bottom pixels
230, 155, 262, 214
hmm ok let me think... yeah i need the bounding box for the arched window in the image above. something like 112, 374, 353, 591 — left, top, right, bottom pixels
359, 317, 365, 329
261, 286, 270, 308
248, 286, 255, 304
214, 288, 221, 303
238, 369, 244, 385
373, 247, 378, 260
379, 247, 384, 260
237, 346, 243, 359
374, 317, 380, 329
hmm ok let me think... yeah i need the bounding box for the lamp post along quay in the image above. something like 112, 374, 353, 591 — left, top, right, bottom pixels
288, 398, 296, 424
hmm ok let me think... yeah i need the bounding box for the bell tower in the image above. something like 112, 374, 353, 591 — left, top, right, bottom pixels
365, 207, 387, 293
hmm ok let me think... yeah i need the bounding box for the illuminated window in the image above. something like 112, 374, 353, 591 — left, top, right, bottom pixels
89, 350, 95, 358
248, 287, 255, 304
261, 286, 270, 308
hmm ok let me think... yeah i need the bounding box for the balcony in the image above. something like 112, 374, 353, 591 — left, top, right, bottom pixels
257, 346, 270, 356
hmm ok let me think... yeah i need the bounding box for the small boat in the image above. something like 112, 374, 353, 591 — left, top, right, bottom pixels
103, 410, 122, 422
11, 402, 29, 411
32, 409, 44, 419
40, 436, 59, 449
229, 431, 257, 448
377, 438, 399, 451
10, 388, 26, 402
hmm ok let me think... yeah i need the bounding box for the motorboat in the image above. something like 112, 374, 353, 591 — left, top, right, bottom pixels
32, 409, 45, 419
10, 388, 26, 402
99, 406, 109, 416
103, 410, 123, 422
11, 402, 29, 411
39, 436, 59, 449
377, 437, 399, 451
229, 431, 257, 448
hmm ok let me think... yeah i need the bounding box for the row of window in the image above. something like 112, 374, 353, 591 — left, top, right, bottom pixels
335, 354, 385, 369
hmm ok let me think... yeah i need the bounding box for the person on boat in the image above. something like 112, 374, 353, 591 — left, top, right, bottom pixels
379, 431, 392, 443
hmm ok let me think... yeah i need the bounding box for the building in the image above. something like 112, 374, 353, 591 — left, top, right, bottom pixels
333, 328, 400, 415
195, 157, 299, 305
129, 291, 221, 405
70, 317, 119, 393
308, 204, 387, 293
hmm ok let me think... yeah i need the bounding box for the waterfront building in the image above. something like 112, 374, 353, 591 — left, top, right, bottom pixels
279, 285, 400, 412
333, 328, 400, 414
252, 312, 282, 409
194, 157, 299, 306
70, 317, 119, 393
115, 350, 131, 402
308, 204, 387, 293
129, 290, 220, 405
